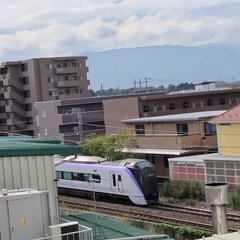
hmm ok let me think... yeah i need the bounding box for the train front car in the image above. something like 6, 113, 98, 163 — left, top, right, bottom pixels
122, 159, 159, 205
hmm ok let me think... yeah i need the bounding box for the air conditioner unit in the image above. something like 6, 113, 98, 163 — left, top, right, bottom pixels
48, 221, 79, 240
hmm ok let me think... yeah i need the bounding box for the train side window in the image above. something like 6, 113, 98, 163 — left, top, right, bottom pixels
72, 172, 84, 181
112, 174, 116, 186
63, 172, 72, 180
118, 175, 122, 182
92, 174, 101, 183
83, 173, 90, 182
56, 171, 63, 179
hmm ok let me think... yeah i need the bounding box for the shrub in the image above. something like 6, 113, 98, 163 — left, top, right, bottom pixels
160, 180, 205, 201
230, 187, 240, 210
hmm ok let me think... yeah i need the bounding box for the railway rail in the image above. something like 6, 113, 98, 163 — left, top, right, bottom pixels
58, 196, 240, 232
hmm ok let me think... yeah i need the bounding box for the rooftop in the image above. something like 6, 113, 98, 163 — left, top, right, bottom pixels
122, 110, 225, 124
210, 104, 240, 123
0, 136, 82, 157
61, 212, 173, 240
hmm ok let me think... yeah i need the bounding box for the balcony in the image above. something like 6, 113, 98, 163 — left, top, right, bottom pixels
55, 67, 78, 74
4, 91, 24, 103
135, 134, 217, 150
57, 80, 79, 88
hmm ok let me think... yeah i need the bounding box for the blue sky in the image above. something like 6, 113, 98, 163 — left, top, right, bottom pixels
0, 0, 240, 61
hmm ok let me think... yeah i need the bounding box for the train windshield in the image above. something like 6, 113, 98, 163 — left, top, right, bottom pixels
135, 161, 153, 169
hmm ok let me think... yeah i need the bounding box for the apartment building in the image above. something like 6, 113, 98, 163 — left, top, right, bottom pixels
35, 92, 163, 144
0, 56, 90, 136
104, 87, 240, 134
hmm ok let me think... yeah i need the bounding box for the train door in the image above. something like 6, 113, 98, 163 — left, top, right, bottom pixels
110, 172, 123, 193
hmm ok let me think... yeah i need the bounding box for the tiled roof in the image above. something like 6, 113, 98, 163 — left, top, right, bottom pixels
210, 104, 240, 123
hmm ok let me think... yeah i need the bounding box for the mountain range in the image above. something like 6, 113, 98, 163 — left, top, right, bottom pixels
85, 44, 240, 91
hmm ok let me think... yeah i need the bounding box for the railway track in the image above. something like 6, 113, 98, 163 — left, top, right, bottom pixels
155, 203, 240, 222
58, 196, 240, 232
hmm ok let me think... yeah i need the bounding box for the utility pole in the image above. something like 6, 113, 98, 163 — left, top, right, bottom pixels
139, 78, 142, 93
76, 108, 83, 143
134, 80, 137, 93
144, 77, 150, 92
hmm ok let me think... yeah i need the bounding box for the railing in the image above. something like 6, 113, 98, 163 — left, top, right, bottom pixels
33, 229, 93, 240
33, 214, 93, 240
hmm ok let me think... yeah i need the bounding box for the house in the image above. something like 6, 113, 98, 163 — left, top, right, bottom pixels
169, 104, 240, 187
121, 111, 224, 179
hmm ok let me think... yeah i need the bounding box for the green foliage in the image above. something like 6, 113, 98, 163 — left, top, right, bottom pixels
82, 131, 138, 160
161, 181, 205, 201
229, 187, 240, 210
154, 223, 211, 240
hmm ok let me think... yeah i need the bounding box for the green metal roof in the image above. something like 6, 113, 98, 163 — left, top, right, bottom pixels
0, 136, 82, 157
62, 213, 173, 240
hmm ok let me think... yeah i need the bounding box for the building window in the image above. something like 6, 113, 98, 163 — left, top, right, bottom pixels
74, 89, 78, 94
78, 62, 82, 68
63, 62, 68, 68
71, 62, 77, 67
143, 105, 150, 112
169, 103, 175, 110
79, 76, 83, 81
135, 124, 145, 135
47, 63, 53, 69
72, 76, 78, 80
25, 117, 33, 125
24, 103, 32, 111
49, 91, 52, 96
44, 128, 48, 136
207, 99, 213, 106
23, 90, 31, 98
219, 98, 225, 105
183, 102, 188, 108
65, 89, 70, 94
176, 123, 188, 135
64, 76, 69, 81
47, 77, 54, 83
204, 122, 216, 135
21, 77, 29, 85
21, 63, 28, 72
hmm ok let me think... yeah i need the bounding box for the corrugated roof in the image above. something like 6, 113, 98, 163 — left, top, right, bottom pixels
122, 111, 225, 124
210, 104, 240, 123
122, 148, 203, 156
0, 136, 82, 157
62, 213, 173, 240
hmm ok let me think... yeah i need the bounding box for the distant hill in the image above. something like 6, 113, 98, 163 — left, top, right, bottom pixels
85, 44, 240, 90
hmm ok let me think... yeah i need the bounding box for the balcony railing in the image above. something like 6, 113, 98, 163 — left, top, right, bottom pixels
135, 134, 217, 149
55, 67, 78, 74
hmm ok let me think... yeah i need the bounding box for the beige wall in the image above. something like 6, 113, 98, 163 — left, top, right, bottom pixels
125, 121, 217, 149
103, 97, 140, 134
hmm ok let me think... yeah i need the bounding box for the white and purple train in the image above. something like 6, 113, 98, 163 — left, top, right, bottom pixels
55, 157, 159, 205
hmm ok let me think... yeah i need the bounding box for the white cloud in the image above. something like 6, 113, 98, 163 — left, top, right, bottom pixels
0, 0, 240, 60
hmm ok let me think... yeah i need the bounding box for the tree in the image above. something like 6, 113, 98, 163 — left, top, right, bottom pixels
82, 131, 138, 160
